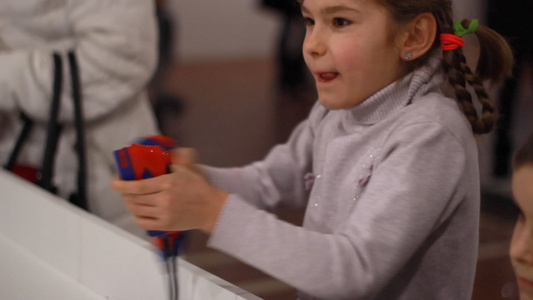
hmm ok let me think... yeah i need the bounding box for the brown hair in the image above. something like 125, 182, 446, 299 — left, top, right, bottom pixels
375, 0, 514, 134
514, 133, 533, 170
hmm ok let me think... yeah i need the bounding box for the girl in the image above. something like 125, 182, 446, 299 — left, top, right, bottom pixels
510, 133, 533, 300
112, 0, 513, 298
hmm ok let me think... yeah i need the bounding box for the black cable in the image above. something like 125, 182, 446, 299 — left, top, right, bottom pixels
172, 254, 179, 300
164, 238, 175, 300
165, 259, 175, 300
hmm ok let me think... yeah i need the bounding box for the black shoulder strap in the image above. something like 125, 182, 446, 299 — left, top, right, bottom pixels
67, 51, 88, 211
3, 112, 34, 171
36, 53, 63, 193
3, 52, 88, 211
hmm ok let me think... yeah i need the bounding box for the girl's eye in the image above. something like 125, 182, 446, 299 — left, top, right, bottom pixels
332, 18, 351, 27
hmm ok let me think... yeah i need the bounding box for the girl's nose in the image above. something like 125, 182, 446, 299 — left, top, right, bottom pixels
303, 30, 326, 57
510, 225, 533, 265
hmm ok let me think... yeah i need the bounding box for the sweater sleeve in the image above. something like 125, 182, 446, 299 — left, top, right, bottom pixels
0, 0, 157, 123
208, 121, 473, 299
202, 102, 325, 210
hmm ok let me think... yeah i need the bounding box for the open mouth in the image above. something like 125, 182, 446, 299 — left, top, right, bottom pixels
518, 276, 533, 288
317, 72, 339, 83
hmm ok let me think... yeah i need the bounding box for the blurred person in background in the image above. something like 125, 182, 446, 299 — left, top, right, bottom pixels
150, 0, 184, 131
510, 132, 533, 299
260, 0, 308, 95
488, 0, 533, 178
0, 0, 159, 237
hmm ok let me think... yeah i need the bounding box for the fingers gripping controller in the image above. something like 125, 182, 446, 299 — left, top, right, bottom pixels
113, 135, 186, 260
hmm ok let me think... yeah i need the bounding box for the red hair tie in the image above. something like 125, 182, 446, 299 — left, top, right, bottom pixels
440, 33, 464, 51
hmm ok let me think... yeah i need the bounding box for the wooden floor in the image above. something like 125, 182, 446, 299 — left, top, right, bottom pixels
154, 58, 530, 299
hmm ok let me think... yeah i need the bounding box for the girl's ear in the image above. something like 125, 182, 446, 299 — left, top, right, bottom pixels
399, 13, 437, 61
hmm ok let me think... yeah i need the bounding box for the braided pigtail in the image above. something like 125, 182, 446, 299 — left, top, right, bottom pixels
376, 0, 514, 135
440, 19, 513, 134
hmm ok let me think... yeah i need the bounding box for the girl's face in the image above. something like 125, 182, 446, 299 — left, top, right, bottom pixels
511, 164, 533, 300
301, 0, 405, 110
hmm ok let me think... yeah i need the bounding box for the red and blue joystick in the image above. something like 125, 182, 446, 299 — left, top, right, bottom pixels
113, 135, 185, 260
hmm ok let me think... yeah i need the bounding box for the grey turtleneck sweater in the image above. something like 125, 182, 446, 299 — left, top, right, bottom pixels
204, 57, 480, 300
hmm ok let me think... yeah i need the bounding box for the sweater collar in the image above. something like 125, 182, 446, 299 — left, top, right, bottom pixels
344, 57, 445, 125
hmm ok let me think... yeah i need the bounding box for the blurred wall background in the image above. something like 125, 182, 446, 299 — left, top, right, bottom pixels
453, 0, 484, 21
168, 0, 484, 63
168, 0, 280, 62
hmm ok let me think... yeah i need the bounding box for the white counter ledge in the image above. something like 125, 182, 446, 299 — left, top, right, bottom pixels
0, 169, 261, 300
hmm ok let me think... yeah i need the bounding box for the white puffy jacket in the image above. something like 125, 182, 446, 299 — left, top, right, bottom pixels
0, 0, 159, 237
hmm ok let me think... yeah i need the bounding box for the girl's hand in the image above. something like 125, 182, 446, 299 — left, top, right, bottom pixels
111, 148, 228, 234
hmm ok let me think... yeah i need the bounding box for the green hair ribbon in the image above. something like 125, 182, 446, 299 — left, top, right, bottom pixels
453, 19, 479, 37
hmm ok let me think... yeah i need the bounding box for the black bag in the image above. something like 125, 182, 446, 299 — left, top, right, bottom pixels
3, 51, 88, 211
